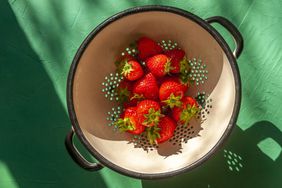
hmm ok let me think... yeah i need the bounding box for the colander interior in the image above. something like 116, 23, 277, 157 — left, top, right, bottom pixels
71, 11, 236, 175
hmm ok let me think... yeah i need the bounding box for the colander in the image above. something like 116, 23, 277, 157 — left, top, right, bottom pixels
65, 5, 243, 179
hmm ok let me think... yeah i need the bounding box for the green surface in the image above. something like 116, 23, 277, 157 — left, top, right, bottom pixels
1, 0, 282, 187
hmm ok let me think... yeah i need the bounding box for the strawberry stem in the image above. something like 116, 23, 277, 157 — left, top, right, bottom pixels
115, 59, 128, 74
179, 57, 191, 84
121, 61, 133, 76
143, 108, 162, 127
162, 93, 183, 109
180, 104, 199, 127
115, 117, 135, 132
146, 125, 161, 144
164, 59, 174, 74
130, 93, 144, 101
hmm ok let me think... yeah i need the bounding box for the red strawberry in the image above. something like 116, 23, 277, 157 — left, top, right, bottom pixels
115, 107, 145, 135
137, 37, 163, 60
156, 116, 177, 143
164, 49, 186, 73
115, 54, 135, 74
164, 49, 191, 84
121, 60, 144, 81
132, 73, 159, 100
146, 116, 176, 144
146, 54, 174, 77
159, 77, 188, 108
172, 96, 199, 127
136, 100, 162, 127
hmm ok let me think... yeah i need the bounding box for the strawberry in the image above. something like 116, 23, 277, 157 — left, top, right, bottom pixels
115, 54, 135, 74
172, 96, 199, 127
156, 116, 177, 143
137, 37, 163, 60
146, 54, 174, 77
146, 116, 176, 144
159, 77, 188, 108
136, 100, 162, 127
164, 49, 186, 73
121, 60, 144, 81
132, 73, 159, 100
115, 107, 145, 135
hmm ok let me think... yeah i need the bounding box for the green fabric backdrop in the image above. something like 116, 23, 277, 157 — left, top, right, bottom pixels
1, 0, 282, 187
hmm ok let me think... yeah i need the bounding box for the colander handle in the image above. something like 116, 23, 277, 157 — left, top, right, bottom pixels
65, 128, 103, 171
206, 16, 243, 58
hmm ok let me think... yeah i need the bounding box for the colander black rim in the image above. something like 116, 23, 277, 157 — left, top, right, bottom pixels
67, 5, 242, 180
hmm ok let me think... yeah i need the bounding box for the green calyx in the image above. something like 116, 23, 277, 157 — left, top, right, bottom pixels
146, 125, 161, 145
115, 59, 126, 74
180, 104, 199, 127
179, 57, 191, 84
180, 57, 189, 72
164, 59, 174, 74
162, 93, 183, 109
116, 87, 131, 104
121, 61, 133, 76
115, 117, 135, 132
143, 108, 162, 127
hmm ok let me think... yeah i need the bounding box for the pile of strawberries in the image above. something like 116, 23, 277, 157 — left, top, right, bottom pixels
114, 37, 199, 144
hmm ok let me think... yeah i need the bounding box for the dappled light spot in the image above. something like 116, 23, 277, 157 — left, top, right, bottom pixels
257, 137, 282, 161
0, 161, 18, 188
